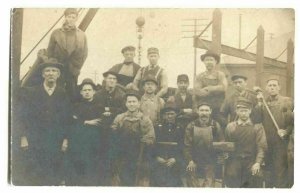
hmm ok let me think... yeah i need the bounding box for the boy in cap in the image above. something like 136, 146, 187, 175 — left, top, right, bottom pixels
151, 101, 184, 187
128, 47, 168, 97
255, 76, 294, 188
107, 46, 141, 87
220, 74, 258, 124
168, 74, 197, 128
225, 97, 267, 188
194, 50, 228, 128
47, 8, 88, 100
140, 74, 165, 125
184, 103, 224, 187
66, 78, 109, 185
19, 60, 71, 185
111, 89, 155, 186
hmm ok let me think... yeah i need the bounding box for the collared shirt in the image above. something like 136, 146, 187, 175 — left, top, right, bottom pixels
140, 94, 165, 124
111, 110, 155, 144
236, 118, 252, 126
43, 82, 56, 96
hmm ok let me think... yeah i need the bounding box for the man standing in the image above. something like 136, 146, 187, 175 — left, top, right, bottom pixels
20, 61, 71, 185
256, 77, 294, 188
221, 74, 258, 124
225, 97, 267, 188
67, 78, 106, 186
194, 50, 228, 128
111, 90, 155, 186
168, 74, 197, 128
184, 103, 224, 187
128, 47, 168, 97
151, 102, 184, 187
140, 75, 165, 125
94, 71, 126, 125
47, 8, 88, 100
107, 46, 141, 87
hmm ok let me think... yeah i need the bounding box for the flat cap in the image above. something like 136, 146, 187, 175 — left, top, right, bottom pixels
79, 78, 96, 90
147, 47, 159, 55
64, 8, 78, 16
177, 74, 189, 83
231, 74, 248, 81
121, 46, 136, 54
125, 89, 141, 100
142, 74, 158, 86
236, 97, 252, 109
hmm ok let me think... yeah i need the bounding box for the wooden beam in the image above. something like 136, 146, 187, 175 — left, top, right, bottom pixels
78, 8, 98, 31
194, 38, 286, 68
211, 9, 222, 55
256, 25, 265, 86
286, 39, 294, 97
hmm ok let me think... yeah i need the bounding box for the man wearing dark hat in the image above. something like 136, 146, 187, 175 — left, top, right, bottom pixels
19, 61, 72, 185
194, 50, 228, 129
107, 46, 141, 87
220, 74, 258, 124
184, 103, 224, 187
111, 90, 155, 186
128, 47, 168, 97
47, 8, 88, 100
224, 97, 267, 188
66, 78, 108, 185
255, 77, 294, 188
168, 74, 197, 128
94, 71, 126, 125
140, 74, 165, 125
151, 101, 184, 187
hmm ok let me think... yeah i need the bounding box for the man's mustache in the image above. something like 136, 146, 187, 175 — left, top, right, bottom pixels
200, 114, 209, 118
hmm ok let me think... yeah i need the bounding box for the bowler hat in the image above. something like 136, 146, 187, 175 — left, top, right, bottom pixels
79, 78, 96, 90
38, 58, 64, 75
200, 50, 220, 64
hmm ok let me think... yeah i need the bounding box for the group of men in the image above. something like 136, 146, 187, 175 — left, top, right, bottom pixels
14, 8, 294, 188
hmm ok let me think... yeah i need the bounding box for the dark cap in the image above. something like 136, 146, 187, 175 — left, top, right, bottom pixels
103, 70, 118, 79
121, 46, 136, 54
236, 97, 252, 109
147, 47, 159, 55
64, 8, 78, 17
38, 58, 64, 75
200, 50, 220, 64
231, 74, 248, 81
125, 89, 141, 101
197, 102, 211, 109
79, 78, 96, 90
161, 101, 179, 114
142, 74, 158, 86
177, 74, 189, 83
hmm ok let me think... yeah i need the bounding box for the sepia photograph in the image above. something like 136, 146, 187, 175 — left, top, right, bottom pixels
9, 7, 294, 188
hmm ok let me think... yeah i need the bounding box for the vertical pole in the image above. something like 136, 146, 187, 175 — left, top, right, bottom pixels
138, 34, 142, 65
212, 9, 222, 55
193, 19, 197, 84
239, 14, 242, 49
256, 25, 265, 86
286, 39, 294, 97
10, 8, 23, 184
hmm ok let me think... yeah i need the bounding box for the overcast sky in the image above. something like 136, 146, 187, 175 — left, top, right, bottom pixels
20, 8, 294, 87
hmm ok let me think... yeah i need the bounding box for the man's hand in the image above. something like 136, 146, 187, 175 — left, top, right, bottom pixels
166, 158, 176, 167
197, 89, 209, 97
156, 156, 166, 165
278, 129, 288, 139
183, 108, 193, 114
186, 160, 197, 172
20, 136, 29, 150
103, 112, 112, 117
217, 152, 229, 164
84, 118, 102, 126
251, 162, 261, 176
61, 139, 68, 152
256, 92, 264, 100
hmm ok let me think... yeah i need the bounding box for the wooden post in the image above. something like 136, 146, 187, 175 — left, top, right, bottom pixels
212, 9, 222, 55
193, 19, 197, 84
286, 39, 294, 97
256, 25, 264, 86
10, 8, 23, 184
